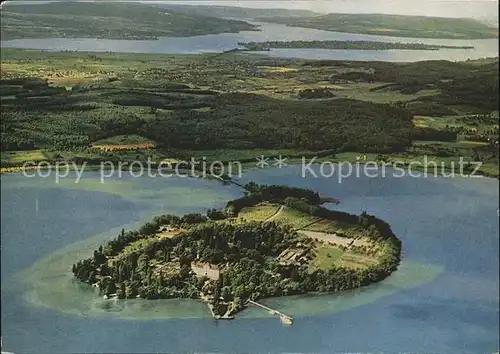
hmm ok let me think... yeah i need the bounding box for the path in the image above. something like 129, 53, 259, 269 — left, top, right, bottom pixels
264, 205, 285, 223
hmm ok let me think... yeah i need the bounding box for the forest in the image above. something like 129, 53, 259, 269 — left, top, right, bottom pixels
72, 184, 402, 317
1, 2, 257, 40
0, 76, 414, 153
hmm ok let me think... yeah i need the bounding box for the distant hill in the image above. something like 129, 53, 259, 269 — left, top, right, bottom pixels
156, 4, 320, 19
0, 2, 258, 40
257, 13, 499, 39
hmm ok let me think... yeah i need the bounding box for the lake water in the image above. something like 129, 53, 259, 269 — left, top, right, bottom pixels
1, 21, 498, 61
1, 166, 498, 353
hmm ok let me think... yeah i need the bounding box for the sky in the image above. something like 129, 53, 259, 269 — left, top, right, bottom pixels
151, 0, 499, 22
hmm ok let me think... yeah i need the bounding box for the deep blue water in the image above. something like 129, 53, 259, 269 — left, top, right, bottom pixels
1, 187, 139, 277
1, 168, 498, 353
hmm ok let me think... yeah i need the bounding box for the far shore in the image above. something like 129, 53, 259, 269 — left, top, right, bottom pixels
1, 159, 498, 179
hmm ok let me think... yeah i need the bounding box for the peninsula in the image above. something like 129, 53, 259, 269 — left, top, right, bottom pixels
72, 183, 402, 319
256, 13, 498, 39
239, 40, 475, 51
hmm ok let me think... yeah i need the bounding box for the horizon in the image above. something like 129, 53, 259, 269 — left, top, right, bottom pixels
147, 0, 499, 23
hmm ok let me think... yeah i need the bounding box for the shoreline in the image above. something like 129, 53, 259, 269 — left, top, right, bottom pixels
2, 159, 497, 179
238, 40, 475, 52
6, 168, 445, 322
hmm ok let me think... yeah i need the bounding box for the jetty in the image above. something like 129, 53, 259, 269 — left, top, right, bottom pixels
209, 173, 245, 188
247, 300, 293, 325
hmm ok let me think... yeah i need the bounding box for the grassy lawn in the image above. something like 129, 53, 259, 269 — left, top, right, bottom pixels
303, 219, 360, 237
238, 204, 281, 222
311, 246, 344, 270
273, 206, 320, 229
336, 251, 378, 269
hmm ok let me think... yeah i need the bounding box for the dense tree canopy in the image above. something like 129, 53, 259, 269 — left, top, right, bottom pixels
72, 185, 401, 316
1, 78, 414, 153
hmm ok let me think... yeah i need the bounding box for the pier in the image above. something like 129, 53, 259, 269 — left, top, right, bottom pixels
247, 300, 293, 325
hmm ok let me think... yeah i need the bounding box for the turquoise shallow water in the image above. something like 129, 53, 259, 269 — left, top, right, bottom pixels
1, 167, 498, 353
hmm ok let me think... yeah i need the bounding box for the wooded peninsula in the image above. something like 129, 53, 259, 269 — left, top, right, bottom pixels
239, 40, 475, 51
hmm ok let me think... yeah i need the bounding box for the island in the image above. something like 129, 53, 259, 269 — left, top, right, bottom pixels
72, 183, 401, 320
0, 2, 258, 40
255, 13, 499, 39
239, 40, 475, 51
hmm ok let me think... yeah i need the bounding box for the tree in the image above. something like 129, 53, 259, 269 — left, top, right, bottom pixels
126, 283, 138, 299
118, 282, 126, 299
105, 281, 117, 296
139, 222, 158, 235
221, 286, 232, 302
